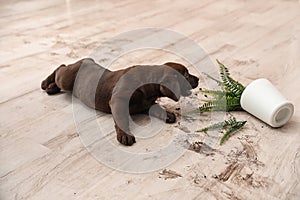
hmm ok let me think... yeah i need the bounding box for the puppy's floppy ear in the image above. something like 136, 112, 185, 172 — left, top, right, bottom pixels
159, 75, 181, 102
164, 62, 187, 73
164, 62, 184, 68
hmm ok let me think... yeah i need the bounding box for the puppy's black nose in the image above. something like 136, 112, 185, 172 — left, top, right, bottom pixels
190, 75, 199, 89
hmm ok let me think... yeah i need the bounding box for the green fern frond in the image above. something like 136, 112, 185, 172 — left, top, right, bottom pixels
203, 72, 224, 86
196, 117, 247, 145
196, 121, 227, 132
196, 117, 237, 132
198, 94, 242, 112
226, 95, 243, 111
198, 99, 227, 112
200, 89, 227, 98
217, 59, 231, 79
199, 60, 245, 112
217, 59, 245, 96
220, 120, 247, 145
228, 76, 245, 94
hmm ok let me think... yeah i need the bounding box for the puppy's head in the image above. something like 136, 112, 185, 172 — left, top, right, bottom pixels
160, 62, 199, 101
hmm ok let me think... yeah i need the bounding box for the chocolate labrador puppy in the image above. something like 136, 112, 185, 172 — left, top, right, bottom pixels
41, 58, 199, 145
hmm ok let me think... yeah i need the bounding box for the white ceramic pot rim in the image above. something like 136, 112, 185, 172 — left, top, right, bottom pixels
269, 101, 294, 127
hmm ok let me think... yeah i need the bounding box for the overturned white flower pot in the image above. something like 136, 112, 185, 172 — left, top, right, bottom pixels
240, 78, 294, 127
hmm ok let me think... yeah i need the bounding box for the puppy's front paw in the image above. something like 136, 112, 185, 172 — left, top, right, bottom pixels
46, 83, 61, 95
117, 131, 136, 146
166, 111, 176, 123
41, 80, 48, 90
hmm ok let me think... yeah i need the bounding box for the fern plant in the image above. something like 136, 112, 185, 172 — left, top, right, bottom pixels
197, 60, 247, 145
198, 60, 245, 112
197, 116, 247, 145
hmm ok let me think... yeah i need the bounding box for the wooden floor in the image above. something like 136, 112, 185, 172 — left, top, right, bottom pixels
1, 0, 300, 199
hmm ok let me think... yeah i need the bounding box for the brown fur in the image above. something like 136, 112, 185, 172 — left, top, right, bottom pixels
41, 58, 199, 146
